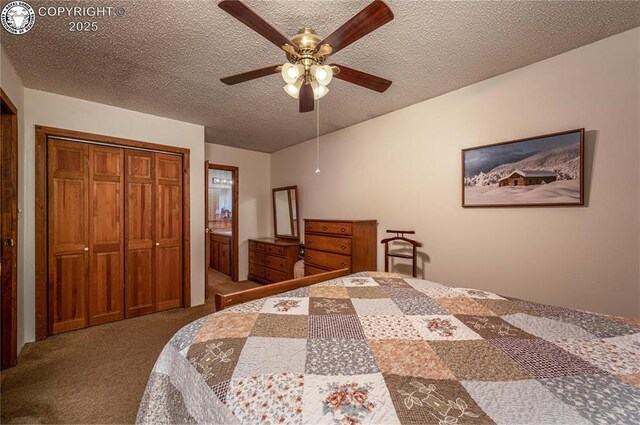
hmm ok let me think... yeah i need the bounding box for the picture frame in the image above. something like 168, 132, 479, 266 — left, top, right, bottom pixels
462, 129, 584, 207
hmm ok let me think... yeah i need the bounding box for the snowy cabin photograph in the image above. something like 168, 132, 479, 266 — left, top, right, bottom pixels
462, 129, 584, 207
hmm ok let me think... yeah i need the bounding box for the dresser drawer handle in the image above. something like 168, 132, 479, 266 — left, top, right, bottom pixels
340, 244, 347, 250
306, 225, 311, 230
307, 240, 313, 245
280, 263, 284, 267
339, 261, 347, 267
322, 225, 328, 231
306, 255, 312, 261
341, 227, 347, 232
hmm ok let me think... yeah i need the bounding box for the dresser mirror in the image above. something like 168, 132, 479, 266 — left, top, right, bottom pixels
272, 185, 300, 240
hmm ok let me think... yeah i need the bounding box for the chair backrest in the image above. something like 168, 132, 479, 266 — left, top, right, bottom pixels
381, 230, 423, 277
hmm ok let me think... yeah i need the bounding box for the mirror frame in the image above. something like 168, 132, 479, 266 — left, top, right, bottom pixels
272, 185, 300, 240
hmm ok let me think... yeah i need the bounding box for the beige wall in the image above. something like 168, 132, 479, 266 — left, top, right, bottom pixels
20, 89, 206, 347
271, 28, 640, 317
205, 144, 272, 280
1, 46, 26, 350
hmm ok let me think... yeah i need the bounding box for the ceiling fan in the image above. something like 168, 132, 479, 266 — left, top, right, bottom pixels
218, 0, 394, 113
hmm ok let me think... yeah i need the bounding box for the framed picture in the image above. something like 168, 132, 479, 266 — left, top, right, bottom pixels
462, 129, 584, 207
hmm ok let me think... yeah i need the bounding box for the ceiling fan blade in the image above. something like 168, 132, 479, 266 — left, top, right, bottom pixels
299, 83, 314, 113
318, 0, 393, 55
331, 64, 392, 92
218, 0, 297, 52
220, 65, 281, 85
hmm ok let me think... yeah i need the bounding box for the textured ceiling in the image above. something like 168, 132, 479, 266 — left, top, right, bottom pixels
2, 0, 639, 152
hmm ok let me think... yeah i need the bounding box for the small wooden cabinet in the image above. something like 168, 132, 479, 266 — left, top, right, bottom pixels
248, 238, 300, 284
210, 234, 231, 276
304, 219, 377, 276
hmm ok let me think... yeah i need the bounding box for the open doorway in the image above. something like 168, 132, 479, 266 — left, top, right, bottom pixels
1, 88, 19, 369
205, 162, 239, 300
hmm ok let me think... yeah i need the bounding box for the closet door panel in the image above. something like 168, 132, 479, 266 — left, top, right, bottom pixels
125, 151, 156, 317
155, 153, 183, 311
89, 146, 124, 326
48, 140, 90, 334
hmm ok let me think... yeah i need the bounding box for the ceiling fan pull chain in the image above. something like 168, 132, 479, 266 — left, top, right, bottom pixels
315, 96, 321, 174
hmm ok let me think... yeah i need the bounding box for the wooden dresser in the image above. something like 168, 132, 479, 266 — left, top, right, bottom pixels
304, 219, 377, 276
248, 238, 300, 284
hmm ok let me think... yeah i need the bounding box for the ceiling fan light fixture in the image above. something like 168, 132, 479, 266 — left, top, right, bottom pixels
282, 63, 304, 84
311, 80, 329, 100
283, 79, 303, 99
311, 64, 333, 86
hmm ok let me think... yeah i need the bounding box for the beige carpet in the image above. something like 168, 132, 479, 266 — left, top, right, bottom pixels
1, 304, 218, 424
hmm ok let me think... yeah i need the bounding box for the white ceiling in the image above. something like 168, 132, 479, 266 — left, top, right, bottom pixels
2, 0, 639, 152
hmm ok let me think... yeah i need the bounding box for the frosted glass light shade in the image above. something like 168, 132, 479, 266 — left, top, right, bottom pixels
282, 63, 303, 84
311, 64, 333, 86
283, 79, 302, 98
311, 80, 329, 99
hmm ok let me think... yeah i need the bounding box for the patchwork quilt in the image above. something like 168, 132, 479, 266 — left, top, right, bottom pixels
137, 272, 640, 425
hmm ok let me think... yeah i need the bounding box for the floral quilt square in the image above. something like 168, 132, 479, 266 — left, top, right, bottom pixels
407, 315, 482, 341
553, 338, 640, 377
429, 340, 531, 381
540, 374, 640, 425
306, 338, 379, 375
260, 297, 309, 315
359, 316, 422, 340
186, 338, 246, 387
192, 313, 258, 343
302, 373, 400, 425
368, 339, 455, 379
456, 315, 535, 339
489, 338, 603, 378
250, 313, 308, 339
308, 315, 366, 339
309, 286, 349, 299
435, 297, 496, 316
462, 380, 589, 425
415, 286, 463, 299
351, 298, 404, 316
309, 297, 356, 315
226, 372, 304, 424
232, 337, 307, 378
372, 277, 412, 288
346, 286, 389, 299
501, 313, 595, 340
453, 288, 505, 300
384, 374, 492, 425
341, 276, 379, 287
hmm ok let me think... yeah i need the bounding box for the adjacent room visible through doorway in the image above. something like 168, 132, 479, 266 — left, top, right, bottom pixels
205, 162, 257, 301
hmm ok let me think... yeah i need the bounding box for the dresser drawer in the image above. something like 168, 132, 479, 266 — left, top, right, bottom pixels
249, 240, 266, 252
304, 249, 351, 270
265, 254, 287, 272
248, 263, 265, 278
248, 250, 265, 266
304, 264, 331, 276
265, 243, 286, 256
305, 234, 352, 255
305, 221, 352, 236
265, 267, 287, 283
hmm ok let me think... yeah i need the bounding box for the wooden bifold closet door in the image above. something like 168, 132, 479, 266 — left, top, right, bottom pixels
48, 139, 183, 334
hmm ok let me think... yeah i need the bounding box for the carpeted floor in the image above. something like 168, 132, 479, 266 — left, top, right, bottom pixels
1, 272, 260, 424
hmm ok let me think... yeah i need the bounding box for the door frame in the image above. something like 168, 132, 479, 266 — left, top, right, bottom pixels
1, 88, 18, 369
35, 125, 191, 340
205, 161, 239, 297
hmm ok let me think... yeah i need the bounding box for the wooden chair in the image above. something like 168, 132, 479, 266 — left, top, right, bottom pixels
381, 230, 423, 278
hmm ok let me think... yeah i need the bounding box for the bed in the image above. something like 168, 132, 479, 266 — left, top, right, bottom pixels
137, 271, 640, 424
